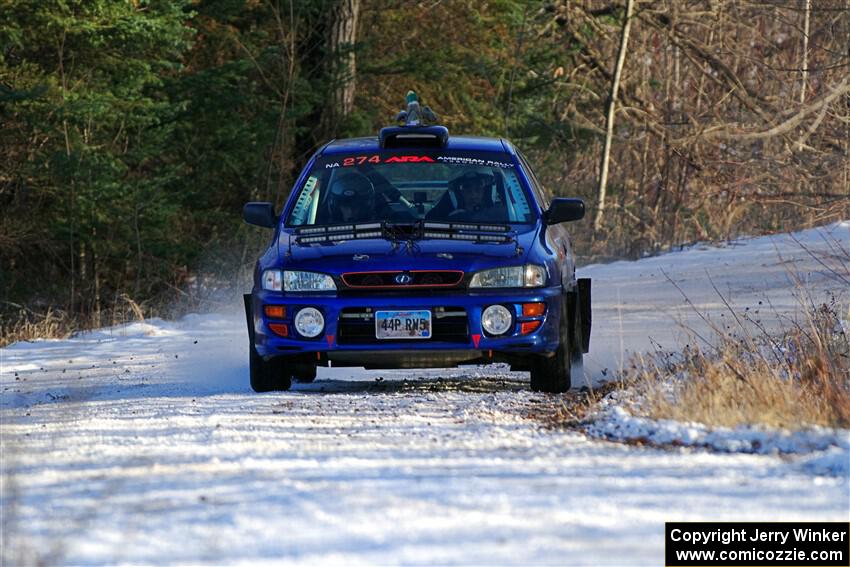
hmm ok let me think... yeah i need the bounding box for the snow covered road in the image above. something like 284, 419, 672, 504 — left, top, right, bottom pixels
1, 223, 848, 565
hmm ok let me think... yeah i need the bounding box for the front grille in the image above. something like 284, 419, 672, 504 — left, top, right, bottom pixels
337, 307, 469, 345
341, 270, 464, 289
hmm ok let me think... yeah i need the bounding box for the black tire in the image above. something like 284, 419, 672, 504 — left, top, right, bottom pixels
293, 363, 317, 383
530, 299, 572, 393
249, 344, 292, 392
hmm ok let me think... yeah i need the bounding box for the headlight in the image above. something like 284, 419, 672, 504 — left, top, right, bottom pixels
294, 307, 325, 338
283, 271, 336, 292
469, 264, 546, 288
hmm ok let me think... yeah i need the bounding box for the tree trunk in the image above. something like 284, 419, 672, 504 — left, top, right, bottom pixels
799, 0, 810, 106
797, 0, 811, 151
325, 0, 360, 136
593, 0, 635, 234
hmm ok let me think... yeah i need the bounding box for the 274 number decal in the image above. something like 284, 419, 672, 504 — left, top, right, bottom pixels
327, 155, 437, 169
342, 155, 381, 166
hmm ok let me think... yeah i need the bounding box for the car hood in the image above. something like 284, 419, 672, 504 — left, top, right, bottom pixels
277, 227, 539, 275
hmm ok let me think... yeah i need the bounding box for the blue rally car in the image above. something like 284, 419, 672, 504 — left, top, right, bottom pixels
243, 99, 590, 393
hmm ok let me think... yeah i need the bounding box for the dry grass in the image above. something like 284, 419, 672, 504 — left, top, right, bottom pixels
0, 306, 76, 347
626, 233, 850, 431
0, 295, 155, 348
634, 297, 850, 429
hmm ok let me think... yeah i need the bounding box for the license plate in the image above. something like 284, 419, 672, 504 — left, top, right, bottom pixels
375, 310, 432, 340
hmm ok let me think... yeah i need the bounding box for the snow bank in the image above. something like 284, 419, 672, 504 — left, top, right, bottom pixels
584, 393, 849, 476
576, 221, 849, 476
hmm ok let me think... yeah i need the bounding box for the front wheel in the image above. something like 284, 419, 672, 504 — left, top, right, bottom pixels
529, 300, 572, 393
249, 345, 292, 392
530, 346, 571, 393
293, 363, 317, 383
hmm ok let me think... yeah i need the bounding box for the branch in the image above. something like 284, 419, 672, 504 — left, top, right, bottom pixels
701, 77, 850, 142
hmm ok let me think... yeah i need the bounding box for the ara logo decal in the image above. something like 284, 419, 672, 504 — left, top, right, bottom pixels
384, 155, 435, 164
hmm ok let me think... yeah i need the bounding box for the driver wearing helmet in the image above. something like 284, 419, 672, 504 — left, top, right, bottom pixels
458, 171, 494, 213
327, 171, 379, 223
426, 170, 507, 222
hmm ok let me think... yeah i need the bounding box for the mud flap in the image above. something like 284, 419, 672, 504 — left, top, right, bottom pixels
243, 293, 255, 343
578, 278, 591, 353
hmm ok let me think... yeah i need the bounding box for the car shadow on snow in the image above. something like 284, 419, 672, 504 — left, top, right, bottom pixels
290, 372, 530, 395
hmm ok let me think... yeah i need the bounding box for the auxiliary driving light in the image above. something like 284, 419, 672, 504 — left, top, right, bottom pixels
294, 307, 324, 338
481, 305, 512, 336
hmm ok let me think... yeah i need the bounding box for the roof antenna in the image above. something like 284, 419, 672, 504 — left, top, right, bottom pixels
395, 90, 439, 127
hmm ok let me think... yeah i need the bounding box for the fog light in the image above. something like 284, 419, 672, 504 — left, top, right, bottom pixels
294, 307, 324, 338
482, 305, 512, 336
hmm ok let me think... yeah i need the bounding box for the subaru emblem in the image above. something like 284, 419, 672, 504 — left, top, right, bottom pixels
394, 273, 413, 285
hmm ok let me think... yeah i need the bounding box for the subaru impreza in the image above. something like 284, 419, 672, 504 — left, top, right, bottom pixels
243, 114, 590, 393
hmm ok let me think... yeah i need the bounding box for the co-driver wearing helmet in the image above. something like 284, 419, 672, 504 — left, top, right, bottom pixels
327, 171, 380, 223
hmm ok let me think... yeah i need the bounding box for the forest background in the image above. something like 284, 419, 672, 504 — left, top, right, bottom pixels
1, 0, 848, 339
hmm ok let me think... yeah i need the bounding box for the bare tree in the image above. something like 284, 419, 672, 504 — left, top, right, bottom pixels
540, 0, 849, 255
593, 0, 635, 233
797, 0, 811, 151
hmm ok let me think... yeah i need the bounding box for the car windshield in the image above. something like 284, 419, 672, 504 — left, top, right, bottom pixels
285, 150, 536, 227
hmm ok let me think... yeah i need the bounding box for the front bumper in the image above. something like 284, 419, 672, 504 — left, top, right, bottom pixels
248, 288, 565, 366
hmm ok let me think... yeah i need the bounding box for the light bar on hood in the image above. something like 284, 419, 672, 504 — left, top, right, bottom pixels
293, 221, 514, 245
294, 223, 385, 245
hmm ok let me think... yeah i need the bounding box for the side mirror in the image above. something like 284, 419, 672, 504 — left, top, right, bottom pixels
544, 198, 585, 225
243, 202, 277, 228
